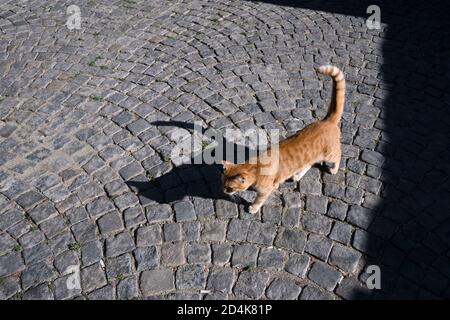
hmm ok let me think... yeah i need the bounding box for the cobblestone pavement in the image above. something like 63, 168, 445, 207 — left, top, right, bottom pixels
1, 0, 450, 300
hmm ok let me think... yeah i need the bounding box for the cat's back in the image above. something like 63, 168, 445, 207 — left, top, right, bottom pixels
283, 120, 339, 146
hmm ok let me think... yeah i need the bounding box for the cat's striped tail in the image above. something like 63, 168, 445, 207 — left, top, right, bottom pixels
317, 65, 346, 125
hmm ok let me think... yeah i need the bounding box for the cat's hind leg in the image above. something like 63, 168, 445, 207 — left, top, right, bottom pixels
325, 147, 341, 175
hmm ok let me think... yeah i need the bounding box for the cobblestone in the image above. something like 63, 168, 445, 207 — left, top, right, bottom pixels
141, 268, 175, 296
266, 278, 302, 300
1, 0, 448, 300
308, 262, 342, 291
176, 265, 208, 290
134, 246, 159, 271
206, 267, 236, 294
233, 271, 270, 299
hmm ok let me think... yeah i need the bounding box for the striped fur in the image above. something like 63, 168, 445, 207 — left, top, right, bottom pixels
317, 65, 346, 124
223, 65, 345, 214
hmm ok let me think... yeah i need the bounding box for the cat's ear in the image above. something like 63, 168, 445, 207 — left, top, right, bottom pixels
222, 160, 233, 171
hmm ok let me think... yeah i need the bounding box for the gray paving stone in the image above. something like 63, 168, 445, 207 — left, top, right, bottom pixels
202, 220, 227, 242
176, 265, 208, 290
81, 240, 103, 266
0, 275, 20, 300
274, 227, 307, 253
123, 206, 146, 228
140, 268, 174, 296
247, 220, 277, 245
212, 243, 232, 265
55, 250, 79, 274
106, 253, 134, 281
306, 195, 328, 214
53, 274, 82, 300
329, 244, 362, 273
5, 220, 32, 239
21, 260, 56, 290
174, 201, 196, 222
15, 190, 44, 209
65, 207, 88, 225
105, 231, 135, 258
336, 276, 373, 300
117, 276, 140, 299
330, 221, 353, 245
266, 278, 302, 300
0, 208, 24, 230
0, 232, 17, 255
136, 225, 162, 247
186, 243, 211, 264
161, 243, 185, 266
233, 271, 270, 299
206, 267, 236, 294
283, 192, 301, 208
71, 219, 98, 244
97, 212, 124, 235
194, 198, 215, 219
23, 283, 54, 300
285, 253, 310, 278
23, 242, 52, 264
308, 262, 342, 291
48, 230, 75, 255
215, 200, 239, 218
301, 212, 333, 235
119, 162, 144, 181
113, 193, 139, 211
282, 207, 300, 228
227, 218, 251, 242
0, 252, 25, 277
262, 205, 282, 223
361, 150, 385, 166
231, 244, 258, 268
86, 196, 115, 218
182, 222, 200, 241
257, 247, 287, 270
164, 223, 182, 242
87, 285, 115, 300
28, 202, 57, 224
347, 205, 375, 229
134, 246, 159, 271
39, 215, 67, 239
81, 262, 107, 293
305, 234, 333, 261
300, 285, 336, 300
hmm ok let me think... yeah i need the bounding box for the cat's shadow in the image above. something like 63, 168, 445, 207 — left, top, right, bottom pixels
125, 121, 257, 205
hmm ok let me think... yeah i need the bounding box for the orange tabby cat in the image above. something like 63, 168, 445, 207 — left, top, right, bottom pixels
223, 65, 345, 213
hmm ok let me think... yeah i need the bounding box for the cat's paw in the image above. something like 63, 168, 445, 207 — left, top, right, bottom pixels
248, 205, 260, 214
329, 167, 339, 174
326, 165, 338, 175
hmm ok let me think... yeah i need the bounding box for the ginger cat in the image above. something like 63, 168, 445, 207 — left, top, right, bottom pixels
223, 65, 345, 214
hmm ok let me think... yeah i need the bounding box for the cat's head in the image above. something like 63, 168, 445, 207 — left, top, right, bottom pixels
222, 160, 253, 194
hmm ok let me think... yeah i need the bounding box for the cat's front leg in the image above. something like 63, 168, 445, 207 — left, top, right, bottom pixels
249, 188, 272, 214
